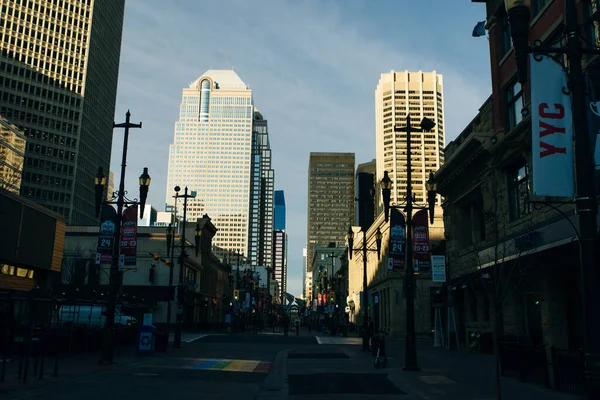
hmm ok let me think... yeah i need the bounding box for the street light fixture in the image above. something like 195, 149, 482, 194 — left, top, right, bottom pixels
95, 111, 148, 365
167, 186, 198, 348
94, 167, 107, 218
380, 115, 438, 372
346, 225, 382, 351
504, 1, 600, 397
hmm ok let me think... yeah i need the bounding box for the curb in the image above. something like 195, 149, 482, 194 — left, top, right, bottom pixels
254, 348, 291, 400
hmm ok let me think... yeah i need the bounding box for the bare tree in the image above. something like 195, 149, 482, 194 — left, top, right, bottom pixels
475, 169, 537, 400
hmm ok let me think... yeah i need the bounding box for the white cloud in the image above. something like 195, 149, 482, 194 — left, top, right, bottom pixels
112, 0, 491, 297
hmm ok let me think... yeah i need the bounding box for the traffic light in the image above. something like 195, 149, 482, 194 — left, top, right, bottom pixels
233, 289, 240, 301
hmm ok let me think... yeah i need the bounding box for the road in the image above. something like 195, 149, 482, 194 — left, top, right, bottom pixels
3, 333, 316, 400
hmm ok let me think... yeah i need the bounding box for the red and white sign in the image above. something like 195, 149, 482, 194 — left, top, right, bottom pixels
412, 209, 430, 263
531, 55, 574, 198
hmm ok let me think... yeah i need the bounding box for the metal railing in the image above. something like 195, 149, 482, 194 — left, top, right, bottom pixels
551, 346, 585, 395
499, 342, 550, 387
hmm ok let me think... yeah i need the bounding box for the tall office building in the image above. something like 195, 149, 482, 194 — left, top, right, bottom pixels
355, 159, 376, 230
247, 109, 274, 267
273, 229, 287, 302
274, 190, 285, 231
306, 152, 355, 272
0, 0, 126, 224
375, 71, 445, 206
166, 70, 253, 258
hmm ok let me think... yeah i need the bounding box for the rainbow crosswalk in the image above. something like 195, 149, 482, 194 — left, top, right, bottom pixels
186, 358, 271, 373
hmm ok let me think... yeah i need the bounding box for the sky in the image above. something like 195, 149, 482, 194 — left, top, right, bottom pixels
110, 0, 492, 297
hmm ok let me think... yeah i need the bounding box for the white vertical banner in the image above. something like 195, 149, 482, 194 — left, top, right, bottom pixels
531, 55, 574, 198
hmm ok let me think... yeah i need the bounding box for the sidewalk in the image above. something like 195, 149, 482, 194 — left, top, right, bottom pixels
373, 339, 579, 399
0, 345, 144, 395
278, 337, 581, 400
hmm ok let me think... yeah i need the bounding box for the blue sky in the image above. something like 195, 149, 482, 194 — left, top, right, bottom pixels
111, 0, 491, 297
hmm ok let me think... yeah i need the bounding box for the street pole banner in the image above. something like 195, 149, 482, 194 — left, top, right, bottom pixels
531, 54, 574, 197
583, 70, 600, 170
388, 208, 406, 270
412, 209, 431, 269
96, 204, 117, 265
120, 205, 138, 266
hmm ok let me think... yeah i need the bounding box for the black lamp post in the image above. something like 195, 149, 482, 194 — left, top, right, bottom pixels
347, 226, 382, 351
94, 111, 149, 365
167, 186, 200, 349
380, 115, 438, 371
505, 1, 600, 397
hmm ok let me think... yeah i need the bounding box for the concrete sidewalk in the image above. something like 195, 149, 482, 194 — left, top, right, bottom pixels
258, 337, 581, 400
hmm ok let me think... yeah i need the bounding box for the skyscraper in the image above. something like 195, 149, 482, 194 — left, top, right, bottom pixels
248, 109, 274, 267
0, 116, 25, 194
375, 71, 445, 206
274, 190, 285, 231
355, 159, 376, 230
166, 70, 254, 258
307, 152, 355, 272
273, 229, 287, 303
0, 0, 126, 224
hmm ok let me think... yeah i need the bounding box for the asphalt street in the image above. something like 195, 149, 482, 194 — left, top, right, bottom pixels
3, 333, 317, 400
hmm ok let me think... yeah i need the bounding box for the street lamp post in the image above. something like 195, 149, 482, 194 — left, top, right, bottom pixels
94, 111, 150, 365
346, 226, 382, 351
505, 1, 600, 397
380, 115, 437, 371
168, 186, 201, 348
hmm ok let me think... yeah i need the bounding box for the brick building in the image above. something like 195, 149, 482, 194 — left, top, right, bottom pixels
434, 0, 600, 355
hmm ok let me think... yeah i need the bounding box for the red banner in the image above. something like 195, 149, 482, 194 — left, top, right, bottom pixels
412, 209, 431, 268
120, 205, 138, 266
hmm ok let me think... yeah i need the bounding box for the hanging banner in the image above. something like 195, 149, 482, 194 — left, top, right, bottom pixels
412, 209, 431, 269
530, 54, 574, 197
388, 208, 406, 270
431, 255, 446, 283
95, 204, 117, 265
120, 205, 138, 266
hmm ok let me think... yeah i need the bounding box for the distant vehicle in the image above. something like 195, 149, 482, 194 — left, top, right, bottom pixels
54, 305, 137, 328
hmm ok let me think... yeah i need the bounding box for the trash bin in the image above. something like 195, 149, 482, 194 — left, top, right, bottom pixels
155, 331, 168, 353
136, 325, 156, 356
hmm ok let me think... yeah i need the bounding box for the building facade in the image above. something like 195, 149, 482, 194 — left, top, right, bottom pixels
61, 217, 232, 329
165, 70, 254, 258
0, 0, 126, 224
307, 152, 355, 273
273, 229, 287, 303
274, 190, 286, 231
247, 110, 274, 267
0, 116, 25, 194
375, 71, 444, 212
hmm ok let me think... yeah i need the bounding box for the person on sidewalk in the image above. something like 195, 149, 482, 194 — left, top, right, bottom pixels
367, 317, 374, 348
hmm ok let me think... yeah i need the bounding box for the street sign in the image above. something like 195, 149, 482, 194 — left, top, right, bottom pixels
431, 255, 446, 283
373, 292, 379, 305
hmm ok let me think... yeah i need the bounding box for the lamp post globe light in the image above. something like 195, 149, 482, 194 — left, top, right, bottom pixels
504, 1, 600, 397
94, 111, 149, 365
346, 225, 382, 351
380, 114, 438, 371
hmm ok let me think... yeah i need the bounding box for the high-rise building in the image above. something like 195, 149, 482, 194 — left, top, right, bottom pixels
0, 0, 126, 224
248, 109, 274, 267
165, 70, 253, 258
274, 190, 286, 231
375, 71, 445, 206
355, 159, 376, 230
307, 152, 355, 272
273, 229, 287, 302
0, 116, 25, 194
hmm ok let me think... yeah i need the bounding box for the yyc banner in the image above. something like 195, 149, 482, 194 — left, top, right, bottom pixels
530, 55, 574, 198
